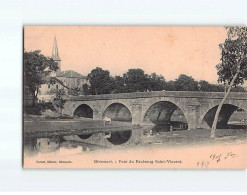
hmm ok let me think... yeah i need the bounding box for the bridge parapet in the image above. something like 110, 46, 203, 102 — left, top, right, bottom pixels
67, 91, 247, 101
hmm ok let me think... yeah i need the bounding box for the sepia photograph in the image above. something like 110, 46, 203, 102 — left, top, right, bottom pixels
23, 26, 247, 169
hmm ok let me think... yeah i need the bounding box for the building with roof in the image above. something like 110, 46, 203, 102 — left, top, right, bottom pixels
56, 70, 88, 89
38, 37, 89, 102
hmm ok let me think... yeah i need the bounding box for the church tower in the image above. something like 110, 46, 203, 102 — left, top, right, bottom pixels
51, 36, 61, 72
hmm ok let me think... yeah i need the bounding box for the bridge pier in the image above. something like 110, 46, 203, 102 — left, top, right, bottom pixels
93, 107, 104, 120
131, 102, 143, 124
186, 105, 200, 130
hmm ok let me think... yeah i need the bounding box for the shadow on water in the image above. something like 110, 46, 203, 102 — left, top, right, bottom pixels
77, 134, 93, 139
106, 130, 132, 145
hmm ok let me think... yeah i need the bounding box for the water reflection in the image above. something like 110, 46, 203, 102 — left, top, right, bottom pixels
23, 135, 106, 158
106, 130, 132, 145
152, 121, 188, 133
23, 123, 188, 158
36, 137, 61, 153
23, 137, 38, 157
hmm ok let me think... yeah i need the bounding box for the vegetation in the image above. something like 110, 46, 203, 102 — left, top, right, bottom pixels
199, 80, 224, 92
82, 83, 91, 95
211, 27, 247, 138
86, 67, 245, 95
52, 89, 67, 115
172, 74, 199, 91
24, 50, 59, 105
87, 67, 114, 95
24, 102, 56, 116
123, 68, 150, 92
24, 50, 245, 101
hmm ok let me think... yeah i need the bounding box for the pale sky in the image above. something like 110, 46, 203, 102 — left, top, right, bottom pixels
24, 26, 227, 83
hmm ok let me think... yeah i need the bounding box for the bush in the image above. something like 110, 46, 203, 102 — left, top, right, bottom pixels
39, 102, 56, 111
24, 102, 56, 116
24, 104, 43, 115
42, 109, 60, 119
58, 114, 73, 119
41, 109, 73, 119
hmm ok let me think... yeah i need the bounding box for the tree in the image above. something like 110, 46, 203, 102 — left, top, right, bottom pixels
82, 83, 91, 95
173, 74, 199, 91
123, 69, 149, 92
199, 80, 212, 91
147, 73, 166, 91
199, 80, 225, 92
211, 27, 247, 138
52, 89, 66, 115
231, 85, 246, 92
165, 80, 176, 91
87, 67, 114, 95
24, 50, 59, 105
112, 76, 126, 93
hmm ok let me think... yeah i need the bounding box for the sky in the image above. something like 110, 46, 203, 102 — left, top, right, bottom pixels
24, 26, 227, 83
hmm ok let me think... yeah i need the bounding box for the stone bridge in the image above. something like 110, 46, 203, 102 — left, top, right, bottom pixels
63, 91, 247, 130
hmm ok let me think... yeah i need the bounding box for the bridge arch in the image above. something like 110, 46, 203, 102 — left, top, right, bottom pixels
102, 102, 132, 122
105, 130, 132, 145
102, 101, 133, 145
142, 98, 189, 130
200, 99, 247, 129
73, 103, 94, 118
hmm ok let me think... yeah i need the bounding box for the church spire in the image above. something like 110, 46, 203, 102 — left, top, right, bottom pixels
52, 36, 61, 61
52, 36, 61, 71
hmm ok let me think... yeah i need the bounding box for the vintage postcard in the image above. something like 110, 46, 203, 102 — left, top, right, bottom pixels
23, 26, 247, 169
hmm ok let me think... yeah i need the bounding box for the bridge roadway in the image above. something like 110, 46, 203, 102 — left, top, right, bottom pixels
63, 91, 247, 130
